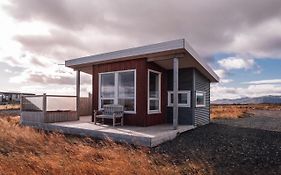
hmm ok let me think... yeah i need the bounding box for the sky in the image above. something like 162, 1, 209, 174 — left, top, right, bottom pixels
0, 0, 280, 100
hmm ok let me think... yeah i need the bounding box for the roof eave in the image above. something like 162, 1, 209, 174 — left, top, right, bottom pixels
65, 38, 219, 82
65, 39, 185, 68
183, 40, 219, 82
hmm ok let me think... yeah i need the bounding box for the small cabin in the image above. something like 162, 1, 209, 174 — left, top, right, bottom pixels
66, 39, 219, 127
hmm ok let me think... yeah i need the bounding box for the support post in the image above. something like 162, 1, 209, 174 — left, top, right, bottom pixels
76, 70, 80, 120
173, 58, 179, 130
20, 95, 23, 112
42, 93, 47, 122
192, 69, 196, 125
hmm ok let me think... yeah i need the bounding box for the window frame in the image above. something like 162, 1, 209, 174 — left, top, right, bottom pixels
99, 72, 115, 110
147, 69, 161, 114
196, 91, 206, 107
167, 90, 191, 107
98, 69, 136, 114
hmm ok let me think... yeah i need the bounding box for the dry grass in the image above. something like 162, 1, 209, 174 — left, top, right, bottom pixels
0, 104, 20, 110
3, 104, 279, 174
0, 116, 178, 175
211, 104, 281, 120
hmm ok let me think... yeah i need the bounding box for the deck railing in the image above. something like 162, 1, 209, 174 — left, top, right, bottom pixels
20, 94, 78, 123
21, 94, 77, 112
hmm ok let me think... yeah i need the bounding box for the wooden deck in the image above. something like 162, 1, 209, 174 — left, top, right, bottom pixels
21, 116, 195, 147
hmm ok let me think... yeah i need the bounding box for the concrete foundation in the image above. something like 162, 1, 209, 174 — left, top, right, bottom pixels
21, 116, 195, 147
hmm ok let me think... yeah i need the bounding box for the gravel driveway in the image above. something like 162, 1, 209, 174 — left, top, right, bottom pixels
214, 110, 281, 132
153, 110, 281, 175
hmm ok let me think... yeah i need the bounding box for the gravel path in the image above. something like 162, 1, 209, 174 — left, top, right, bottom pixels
214, 110, 281, 132
153, 112, 281, 175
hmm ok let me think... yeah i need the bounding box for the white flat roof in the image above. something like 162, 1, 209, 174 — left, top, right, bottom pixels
65, 39, 219, 82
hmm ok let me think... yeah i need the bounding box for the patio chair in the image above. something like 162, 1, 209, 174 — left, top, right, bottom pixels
93, 104, 124, 127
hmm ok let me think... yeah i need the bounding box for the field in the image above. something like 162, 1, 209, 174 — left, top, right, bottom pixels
0, 104, 20, 111
0, 115, 180, 175
210, 104, 281, 120
0, 104, 281, 174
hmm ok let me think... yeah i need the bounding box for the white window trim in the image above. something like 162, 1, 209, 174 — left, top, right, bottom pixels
196, 91, 206, 107
168, 90, 191, 107
147, 69, 161, 114
98, 69, 136, 114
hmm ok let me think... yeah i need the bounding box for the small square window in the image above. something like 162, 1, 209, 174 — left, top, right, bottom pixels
168, 91, 190, 107
196, 91, 206, 107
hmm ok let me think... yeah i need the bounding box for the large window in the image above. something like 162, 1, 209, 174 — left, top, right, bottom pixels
118, 71, 135, 112
100, 73, 115, 108
148, 70, 161, 114
99, 70, 136, 113
196, 91, 206, 107
168, 91, 191, 107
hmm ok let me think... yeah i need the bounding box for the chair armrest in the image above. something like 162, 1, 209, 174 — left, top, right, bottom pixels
93, 110, 103, 115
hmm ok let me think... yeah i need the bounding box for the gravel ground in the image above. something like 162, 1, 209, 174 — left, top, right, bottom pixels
214, 110, 281, 132
153, 114, 281, 174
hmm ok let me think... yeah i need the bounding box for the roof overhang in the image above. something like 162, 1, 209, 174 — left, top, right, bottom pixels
65, 39, 219, 82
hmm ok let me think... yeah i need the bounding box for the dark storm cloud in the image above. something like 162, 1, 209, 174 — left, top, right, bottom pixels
5, 0, 109, 30
14, 29, 90, 59
258, 36, 281, 54
4, 0, 281, 60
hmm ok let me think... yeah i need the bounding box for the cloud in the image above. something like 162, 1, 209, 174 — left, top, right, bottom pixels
211, 83, 281, 100
14, 29, 91, 59
214, 69, 227, 79
31, 57, 45, 67
8, 64, 91, 85
213, 69, 233, 84
18, 84, 76, 95
218, 56, 255, 70
242, 79, 281, 85
4, 69, 12, 73
228, 18, 281, 58
0, 53, 79, 85
220, 79, 233, 84
4, 0, 281, 60
4, 0, 107, 31
22, 72, 75, 85
1, 0, 281, 97
18, 84, 92, 96
3, 56, 22, 67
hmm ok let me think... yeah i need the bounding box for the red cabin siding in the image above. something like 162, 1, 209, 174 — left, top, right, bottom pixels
92, 59, 167, 126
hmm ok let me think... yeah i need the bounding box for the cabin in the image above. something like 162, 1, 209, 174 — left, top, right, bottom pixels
0, 92, 35, 105
65, 39, 219, 128
20, 39, 219, 147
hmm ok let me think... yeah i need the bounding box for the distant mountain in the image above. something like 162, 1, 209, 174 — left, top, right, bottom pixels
212, 95, 281, 104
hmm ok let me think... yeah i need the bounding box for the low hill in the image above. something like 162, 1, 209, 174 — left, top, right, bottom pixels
212, 95, 281, 104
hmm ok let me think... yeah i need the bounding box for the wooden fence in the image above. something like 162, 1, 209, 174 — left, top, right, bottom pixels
21, 94, 78, 123
21, 94, 92, 124
79, 93, 92, 116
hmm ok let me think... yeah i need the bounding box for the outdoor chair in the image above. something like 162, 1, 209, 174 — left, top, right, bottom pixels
93, 104, 124, 127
